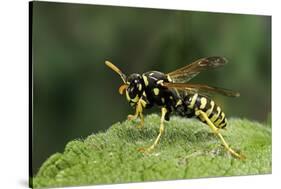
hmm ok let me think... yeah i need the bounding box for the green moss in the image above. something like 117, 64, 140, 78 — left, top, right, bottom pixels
32, 114, 271, 188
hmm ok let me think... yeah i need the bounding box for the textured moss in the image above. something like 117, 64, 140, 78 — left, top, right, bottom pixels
32, 114, 271, 188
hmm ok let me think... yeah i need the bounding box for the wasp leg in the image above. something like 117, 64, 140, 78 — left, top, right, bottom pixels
195, 110, 245, 160
127, 99, 145, 129
139, 107, 167, 153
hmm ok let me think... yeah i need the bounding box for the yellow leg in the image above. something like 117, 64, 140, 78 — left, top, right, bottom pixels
127, 99, 144, 128
196, 110, 245, 160
139, 107, 167, 153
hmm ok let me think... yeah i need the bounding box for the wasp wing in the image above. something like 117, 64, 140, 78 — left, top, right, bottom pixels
162, 82, 240, 97
167, 56, 227, 83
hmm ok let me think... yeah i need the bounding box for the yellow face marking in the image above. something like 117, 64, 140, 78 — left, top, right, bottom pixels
143, 91, 147, 97
161, 97, 165, 103
142, 75, 149, 86
153, 88, 160, 96
131, 95, 139, 103
206, 100, 215, 116
169, 96, 173, 100
126, 91, 131, 101
126, 90, 139, 103
188, 93, 198, 109
138, 84, 142, 91
211, 106, 221, 122
200, 97, 207, 109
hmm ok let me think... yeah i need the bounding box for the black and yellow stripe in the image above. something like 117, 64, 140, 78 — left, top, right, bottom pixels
187, 93, 227, 129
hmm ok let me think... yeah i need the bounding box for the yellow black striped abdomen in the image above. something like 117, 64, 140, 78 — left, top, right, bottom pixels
186, 93, 227, 129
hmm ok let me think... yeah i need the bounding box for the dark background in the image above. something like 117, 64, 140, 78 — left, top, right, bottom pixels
31, 1, 271, 175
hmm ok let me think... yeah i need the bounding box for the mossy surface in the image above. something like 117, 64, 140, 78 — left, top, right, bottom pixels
32, 114, 272, 188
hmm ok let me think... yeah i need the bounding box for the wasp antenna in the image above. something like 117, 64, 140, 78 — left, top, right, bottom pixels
105, 60, 127, 83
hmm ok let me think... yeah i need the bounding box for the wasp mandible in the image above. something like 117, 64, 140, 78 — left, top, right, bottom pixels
105, 57, 244, 159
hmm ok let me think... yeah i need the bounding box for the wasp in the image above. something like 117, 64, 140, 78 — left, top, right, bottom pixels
105, 57, 245, 159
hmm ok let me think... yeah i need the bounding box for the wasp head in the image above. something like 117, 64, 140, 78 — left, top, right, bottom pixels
105, 61, 145, 107
125, 73, 144, 106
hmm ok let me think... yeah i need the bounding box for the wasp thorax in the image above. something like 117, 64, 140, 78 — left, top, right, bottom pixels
125, 73, 144, 106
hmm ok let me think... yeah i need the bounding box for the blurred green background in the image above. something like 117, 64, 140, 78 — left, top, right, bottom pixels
32, 1, 271, 175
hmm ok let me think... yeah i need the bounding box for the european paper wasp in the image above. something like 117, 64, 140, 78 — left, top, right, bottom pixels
105, 57, 244, 159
